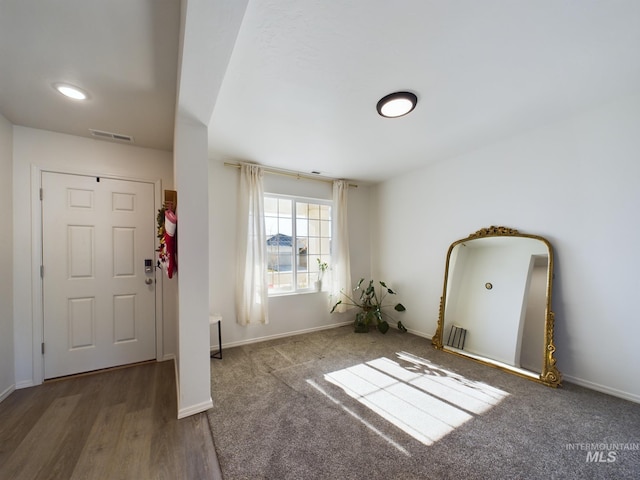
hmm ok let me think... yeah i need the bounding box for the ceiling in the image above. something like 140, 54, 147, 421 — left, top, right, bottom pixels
2, 1, 640, 184
0, 0, 180, 151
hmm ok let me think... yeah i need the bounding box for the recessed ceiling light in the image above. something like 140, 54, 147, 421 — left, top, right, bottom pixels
376, 91, 418, 118
53, 83, 88, 100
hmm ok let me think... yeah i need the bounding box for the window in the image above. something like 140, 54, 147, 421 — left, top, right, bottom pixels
264, 194, 332, 294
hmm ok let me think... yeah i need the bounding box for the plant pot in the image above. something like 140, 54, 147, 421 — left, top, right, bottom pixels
354, 319, 368, 333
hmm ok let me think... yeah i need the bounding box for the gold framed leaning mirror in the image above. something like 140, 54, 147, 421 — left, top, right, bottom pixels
432, 226, 561, 387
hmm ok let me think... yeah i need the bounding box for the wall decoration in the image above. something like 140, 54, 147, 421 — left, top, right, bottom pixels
156, 190, 177, 278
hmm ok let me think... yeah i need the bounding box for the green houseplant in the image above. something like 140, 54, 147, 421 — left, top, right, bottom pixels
315, 258, 328, 291
330, 278, 406, 334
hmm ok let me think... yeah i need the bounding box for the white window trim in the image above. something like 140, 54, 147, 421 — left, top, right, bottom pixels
264, 193, 332, 296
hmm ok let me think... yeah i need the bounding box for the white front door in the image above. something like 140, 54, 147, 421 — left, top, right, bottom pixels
42, 172, 156, 379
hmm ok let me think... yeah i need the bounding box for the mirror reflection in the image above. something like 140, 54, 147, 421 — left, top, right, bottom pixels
432, 226, 561, 387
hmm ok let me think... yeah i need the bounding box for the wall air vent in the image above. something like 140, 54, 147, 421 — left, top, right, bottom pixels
89, 129, 134, 144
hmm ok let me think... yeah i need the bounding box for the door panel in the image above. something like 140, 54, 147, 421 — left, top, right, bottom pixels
68, 225, 95, 277
42, 172, 156, 379
68, 297, 95, 349
113, 227, 136, 276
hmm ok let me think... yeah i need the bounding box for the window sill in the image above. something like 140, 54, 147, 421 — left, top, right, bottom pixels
268, 289, 327, 298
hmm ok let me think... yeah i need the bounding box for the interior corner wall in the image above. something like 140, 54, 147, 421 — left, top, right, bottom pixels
12, 127, 176, 387
372, 92, 640, 402
173, 120, 212, 418
208, 159, 372, 348
0, 113, 15, 402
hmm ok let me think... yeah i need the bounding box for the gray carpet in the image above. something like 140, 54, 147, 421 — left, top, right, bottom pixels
207, 326, 640, 480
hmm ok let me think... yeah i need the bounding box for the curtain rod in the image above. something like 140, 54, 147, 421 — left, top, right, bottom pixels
223, 162, 358, 188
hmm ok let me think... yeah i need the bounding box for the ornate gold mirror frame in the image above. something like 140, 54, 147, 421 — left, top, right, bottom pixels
432, 226, 561, 387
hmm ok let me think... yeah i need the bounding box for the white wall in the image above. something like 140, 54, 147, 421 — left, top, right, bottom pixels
373, 93, 640, 402
12, 126, 175, 387
0, 113, 14, 402
172, 0, 249, 418
173, 120, 212, 418
208, 158, 372, 347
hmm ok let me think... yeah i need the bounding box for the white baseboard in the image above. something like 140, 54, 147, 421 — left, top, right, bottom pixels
172, 356, 180, 419
178, 398, 214, 419
374, 328, 639, 404
562, 374, 640, 404
404, 328, 435, 340
0, 383, 15, 403
162, 353, 176, 362
215, 323, 435, 352
16, 379, 35, 390
417, 333, 640, 404
218, 321, 353, 350
416, 329, 639, 404
170, 357, 214, 419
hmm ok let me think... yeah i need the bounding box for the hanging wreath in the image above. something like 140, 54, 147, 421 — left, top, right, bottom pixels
156, 207, 167, 264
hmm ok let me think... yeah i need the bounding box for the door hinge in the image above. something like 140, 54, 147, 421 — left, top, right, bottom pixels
40, 188, 43, 201
40, 265, 44, 278
41, 342, 45, 354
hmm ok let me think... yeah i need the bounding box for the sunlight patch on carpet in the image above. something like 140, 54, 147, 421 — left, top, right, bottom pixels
321, 352, 509, 446
306, 379, 410, 455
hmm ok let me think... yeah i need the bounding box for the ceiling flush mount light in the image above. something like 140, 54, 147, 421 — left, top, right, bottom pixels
53, 83, 88, 100
376, 91, 418, 118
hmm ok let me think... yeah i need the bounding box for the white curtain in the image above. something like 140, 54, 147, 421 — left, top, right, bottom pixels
330, 180, 352, 312
235, 164, 269, 325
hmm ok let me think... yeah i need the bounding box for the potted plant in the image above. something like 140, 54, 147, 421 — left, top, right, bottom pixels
315, 258, 328, 291
330, 278, 407, 334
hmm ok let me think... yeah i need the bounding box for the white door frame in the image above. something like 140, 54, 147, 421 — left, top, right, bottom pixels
30, 165, 164, 385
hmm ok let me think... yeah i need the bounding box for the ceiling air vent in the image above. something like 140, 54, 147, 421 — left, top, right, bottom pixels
89, 129, 134, 144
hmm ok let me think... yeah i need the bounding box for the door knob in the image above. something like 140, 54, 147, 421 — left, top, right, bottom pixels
145, 278, 153, 285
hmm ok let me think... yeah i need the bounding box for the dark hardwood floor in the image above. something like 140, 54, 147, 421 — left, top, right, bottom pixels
0, 360, 222, 480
